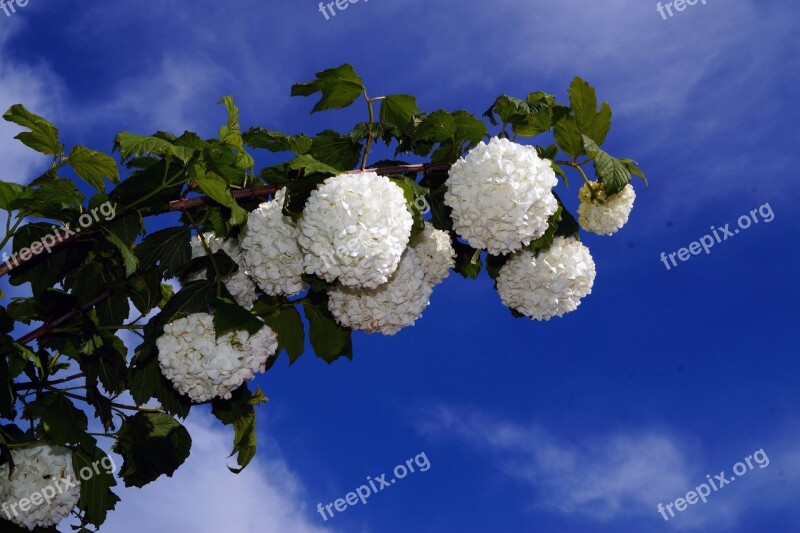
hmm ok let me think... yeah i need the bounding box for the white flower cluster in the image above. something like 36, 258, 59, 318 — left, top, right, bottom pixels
444, 137, 559, 255
496, 237, 596, 321
298, 171, 412, 289
578, 182, 636, 235
190, 233, 258, 309
328, 248, 432, 335
240, 189, 306, 296
0, 445, 80, 529
410, 224, 455, 286
156, 313, 278, 402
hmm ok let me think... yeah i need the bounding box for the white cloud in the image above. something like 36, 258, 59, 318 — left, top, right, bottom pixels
97, 410, 335, 533
0, 28, 65, 184
418, 406, 800, 530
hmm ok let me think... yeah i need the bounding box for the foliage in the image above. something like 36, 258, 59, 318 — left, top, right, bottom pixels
0, 64, 644, 530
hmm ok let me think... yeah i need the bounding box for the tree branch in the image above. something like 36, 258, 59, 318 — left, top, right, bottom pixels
0, 163, 451, 280
17, 289, 114, 345
5, 162, 455, 350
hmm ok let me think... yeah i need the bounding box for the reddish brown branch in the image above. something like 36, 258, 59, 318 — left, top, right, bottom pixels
1, 163, 451, 281
17, 289, 114, 345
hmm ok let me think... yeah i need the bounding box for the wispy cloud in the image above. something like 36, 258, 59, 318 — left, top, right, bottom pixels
418, 405, 800, 530
0, 28, 65, 183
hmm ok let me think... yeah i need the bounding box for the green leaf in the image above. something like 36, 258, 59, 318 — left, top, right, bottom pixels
0, 353, 15, 419
380, 95, 419, 136
528, 203, 562, 253
97, 293, 130, 328
113, 412, 192, 488
387, 176, 427, 234
0, 180, 27, 211
553, 116, 585, 159
102, 227, 139, 277
24, 392, 89, 446
302, 302, 352, 363
582, 135, 631, 195
286, 154, 341, 176
211, 385, 268, 472
452, 111, 489, 149
291, 64, 366, 114
413, 110, 457, 143
568, 77, 612, 145
263, 305, 305, 364
128, 269, 164, 316
135, 226, 192, 278
453, 242, 482, 279
68, 146, 121, 192
109, 159, 185, 211
191, 170, 248, 225
156, 279, 216, 324
308, 130, 362, 171
621, 158, 648, 187
2, 104, 62, 156
72, 444, 120, 526
112, 133, 195, 163
210, 297, 265, 338
10, 223, 90, 296
242, 127, 312, 155
217, 96, 255, 170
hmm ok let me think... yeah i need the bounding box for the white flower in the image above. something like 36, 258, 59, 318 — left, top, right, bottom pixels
156, 313, 278, 402
578, 182, 636, 235
297, 171, 412, 289
444, 137, 559, 255
190, 233, 258, 309
409, 224, 455, 286
327, 248, 432, 335
0, 444, 80, 529
240, 189, 306, 296
496, 237, 596, 320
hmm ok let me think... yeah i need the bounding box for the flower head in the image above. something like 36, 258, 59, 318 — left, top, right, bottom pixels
240, 189, 306, 296
578, 182, 636, 235
156, 313, 278, 402
496, 236, 596, 320
444, 137, 559, 254
298, 171, 412, 288
328, 248, 432, 335
0, 444, 81, 529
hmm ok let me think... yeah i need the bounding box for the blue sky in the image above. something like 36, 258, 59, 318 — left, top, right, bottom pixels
1, 0, 799, 531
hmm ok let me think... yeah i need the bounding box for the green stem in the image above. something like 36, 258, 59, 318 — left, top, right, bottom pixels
359, 92, 377, 171
54, 388, 162, 413
0, 216, 22, 250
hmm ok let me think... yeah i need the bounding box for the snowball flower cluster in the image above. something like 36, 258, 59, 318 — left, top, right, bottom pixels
156, 313, 278, 402
328, 248, 432, 335
298, 171, 412, 289
444, 137, 559, 255
0, 444, 80, 529
410, 224, 455, 286
496, 237, 596, 320
240, 189, 306, 296
190, 233, 258, 309
578, 182, 636, 235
